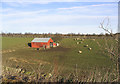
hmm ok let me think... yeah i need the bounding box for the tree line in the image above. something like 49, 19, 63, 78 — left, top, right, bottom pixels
1, 32, 119, 37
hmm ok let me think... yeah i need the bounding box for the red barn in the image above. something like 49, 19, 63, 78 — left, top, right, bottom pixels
31, 38, 56, 48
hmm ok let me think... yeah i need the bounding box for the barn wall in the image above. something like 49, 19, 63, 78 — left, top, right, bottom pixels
31, 42, 48, 48
31, 38, 54, 48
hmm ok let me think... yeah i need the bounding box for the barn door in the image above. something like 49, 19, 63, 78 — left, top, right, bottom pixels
50, 42, 53, 48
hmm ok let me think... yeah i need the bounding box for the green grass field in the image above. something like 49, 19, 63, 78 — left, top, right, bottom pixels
2, 37, 117, 78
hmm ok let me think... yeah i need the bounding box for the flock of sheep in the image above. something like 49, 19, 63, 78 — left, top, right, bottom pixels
74, 38, 92, 54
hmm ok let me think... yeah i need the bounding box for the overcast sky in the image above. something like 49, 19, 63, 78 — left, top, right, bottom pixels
0, 1, 118, 34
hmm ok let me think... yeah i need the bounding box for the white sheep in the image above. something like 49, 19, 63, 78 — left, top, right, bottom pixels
82, 39, 84, 41
84, 45, 88, 47
77, 42, 79, 44
56, 43, 59, 46
78, 50, 82, 54
88, 47, 92, 50
77, 38, 80, 40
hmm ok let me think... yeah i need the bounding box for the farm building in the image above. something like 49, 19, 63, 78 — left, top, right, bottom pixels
31, 38, 56, 48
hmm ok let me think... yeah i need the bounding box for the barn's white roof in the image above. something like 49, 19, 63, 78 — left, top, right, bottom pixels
31, 38, 51, 42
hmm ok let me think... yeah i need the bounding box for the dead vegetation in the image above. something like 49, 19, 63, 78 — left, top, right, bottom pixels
9, 57, 50, 65
1, 64, 118, 83
99, 17, 119, 82
1, 49, 16, 54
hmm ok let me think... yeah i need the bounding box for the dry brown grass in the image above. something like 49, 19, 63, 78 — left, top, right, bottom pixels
9, 57, 50, 65
2, 49, 16, 54
1, 63, 118, 83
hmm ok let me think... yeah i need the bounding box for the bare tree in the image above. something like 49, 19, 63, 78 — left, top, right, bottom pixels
99, 17, 119, 82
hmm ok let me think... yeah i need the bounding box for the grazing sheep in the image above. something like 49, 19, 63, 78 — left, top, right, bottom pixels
92, 39, 95, 41
88, 47, 92, 50
77, 42, 79, 44
78, 51, 82, 54
84, 45, 88, 47
76, 38, 80, 40
82, 39, 84, 41
56, 43, 59, 46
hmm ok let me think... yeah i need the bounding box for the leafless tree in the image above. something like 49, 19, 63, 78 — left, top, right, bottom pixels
99, 17, 119, 81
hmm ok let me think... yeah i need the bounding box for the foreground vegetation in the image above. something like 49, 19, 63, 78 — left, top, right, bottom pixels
2, 36, 118, 82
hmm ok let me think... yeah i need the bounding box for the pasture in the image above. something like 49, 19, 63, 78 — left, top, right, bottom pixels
2, 37, 118, 81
